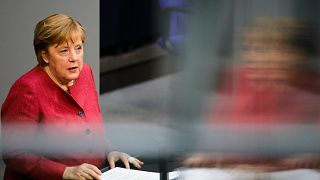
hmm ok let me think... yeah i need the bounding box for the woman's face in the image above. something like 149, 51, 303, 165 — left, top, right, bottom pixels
242, 36, 304, 83
43, 38, 84, 85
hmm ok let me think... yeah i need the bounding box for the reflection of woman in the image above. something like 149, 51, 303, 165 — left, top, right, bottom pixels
184, 17, 320, 170
1, 14, 143, 180
212, 17, 320, 124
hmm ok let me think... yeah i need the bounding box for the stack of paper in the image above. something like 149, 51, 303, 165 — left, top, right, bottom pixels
100, 167, 179, 180
101, 167, 320, 180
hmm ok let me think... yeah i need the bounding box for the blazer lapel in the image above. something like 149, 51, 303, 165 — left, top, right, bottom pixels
69, 70, 88, 110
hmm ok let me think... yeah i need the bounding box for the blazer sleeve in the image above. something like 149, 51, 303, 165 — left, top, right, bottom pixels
1, 81, 67, 180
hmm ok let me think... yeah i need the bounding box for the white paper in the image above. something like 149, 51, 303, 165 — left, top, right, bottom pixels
101, 167, 320, 180
100, 167, 179, 180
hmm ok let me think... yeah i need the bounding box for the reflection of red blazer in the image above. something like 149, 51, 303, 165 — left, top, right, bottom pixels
1, 64, 109, 180
211, 67, 320, 125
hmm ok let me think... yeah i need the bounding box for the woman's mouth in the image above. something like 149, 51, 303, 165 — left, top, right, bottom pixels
67, 67, 78, 73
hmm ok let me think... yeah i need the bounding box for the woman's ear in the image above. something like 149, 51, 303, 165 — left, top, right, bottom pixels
41, 51, 49, 64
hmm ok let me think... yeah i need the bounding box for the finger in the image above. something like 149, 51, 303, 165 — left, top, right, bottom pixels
108, 158, 116, 169
85, 168, 101, 180
137, 159, 144, 165
132, 159, 144, 169
131, 161, 142, 169
80, 172, 93, 180
120, 156, 130, 169
78, 176, 87, 180
86, 165, 102, 176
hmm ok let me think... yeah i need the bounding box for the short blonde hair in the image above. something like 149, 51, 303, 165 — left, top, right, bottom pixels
243, 17, 313, 55
33, 13, 87, 66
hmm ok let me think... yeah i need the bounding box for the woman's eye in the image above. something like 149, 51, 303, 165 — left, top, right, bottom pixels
59, 49, 68, 56
75, 46, 83, 53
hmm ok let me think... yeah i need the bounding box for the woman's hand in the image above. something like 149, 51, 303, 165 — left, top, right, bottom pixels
278, 153, 320, 169
107, 151, 144, 169
182, 152, 223, 168
63, 163, 101, 180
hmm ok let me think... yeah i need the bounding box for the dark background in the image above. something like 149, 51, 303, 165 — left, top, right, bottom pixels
100, 0, 162, 56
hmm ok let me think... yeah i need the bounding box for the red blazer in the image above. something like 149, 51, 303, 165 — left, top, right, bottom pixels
1, 64, 109, 180
211, 67, 320, 125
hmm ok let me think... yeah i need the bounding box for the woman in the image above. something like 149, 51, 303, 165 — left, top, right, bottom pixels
1, 13, 143, 180
212, 17, 320, 125
183, 17, 320, 171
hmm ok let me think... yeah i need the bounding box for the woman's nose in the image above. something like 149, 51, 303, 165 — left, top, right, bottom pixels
68, 50, 77, 62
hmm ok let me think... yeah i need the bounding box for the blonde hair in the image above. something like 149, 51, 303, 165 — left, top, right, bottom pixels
243, 17, 313, 55
33, 13, 87, 66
